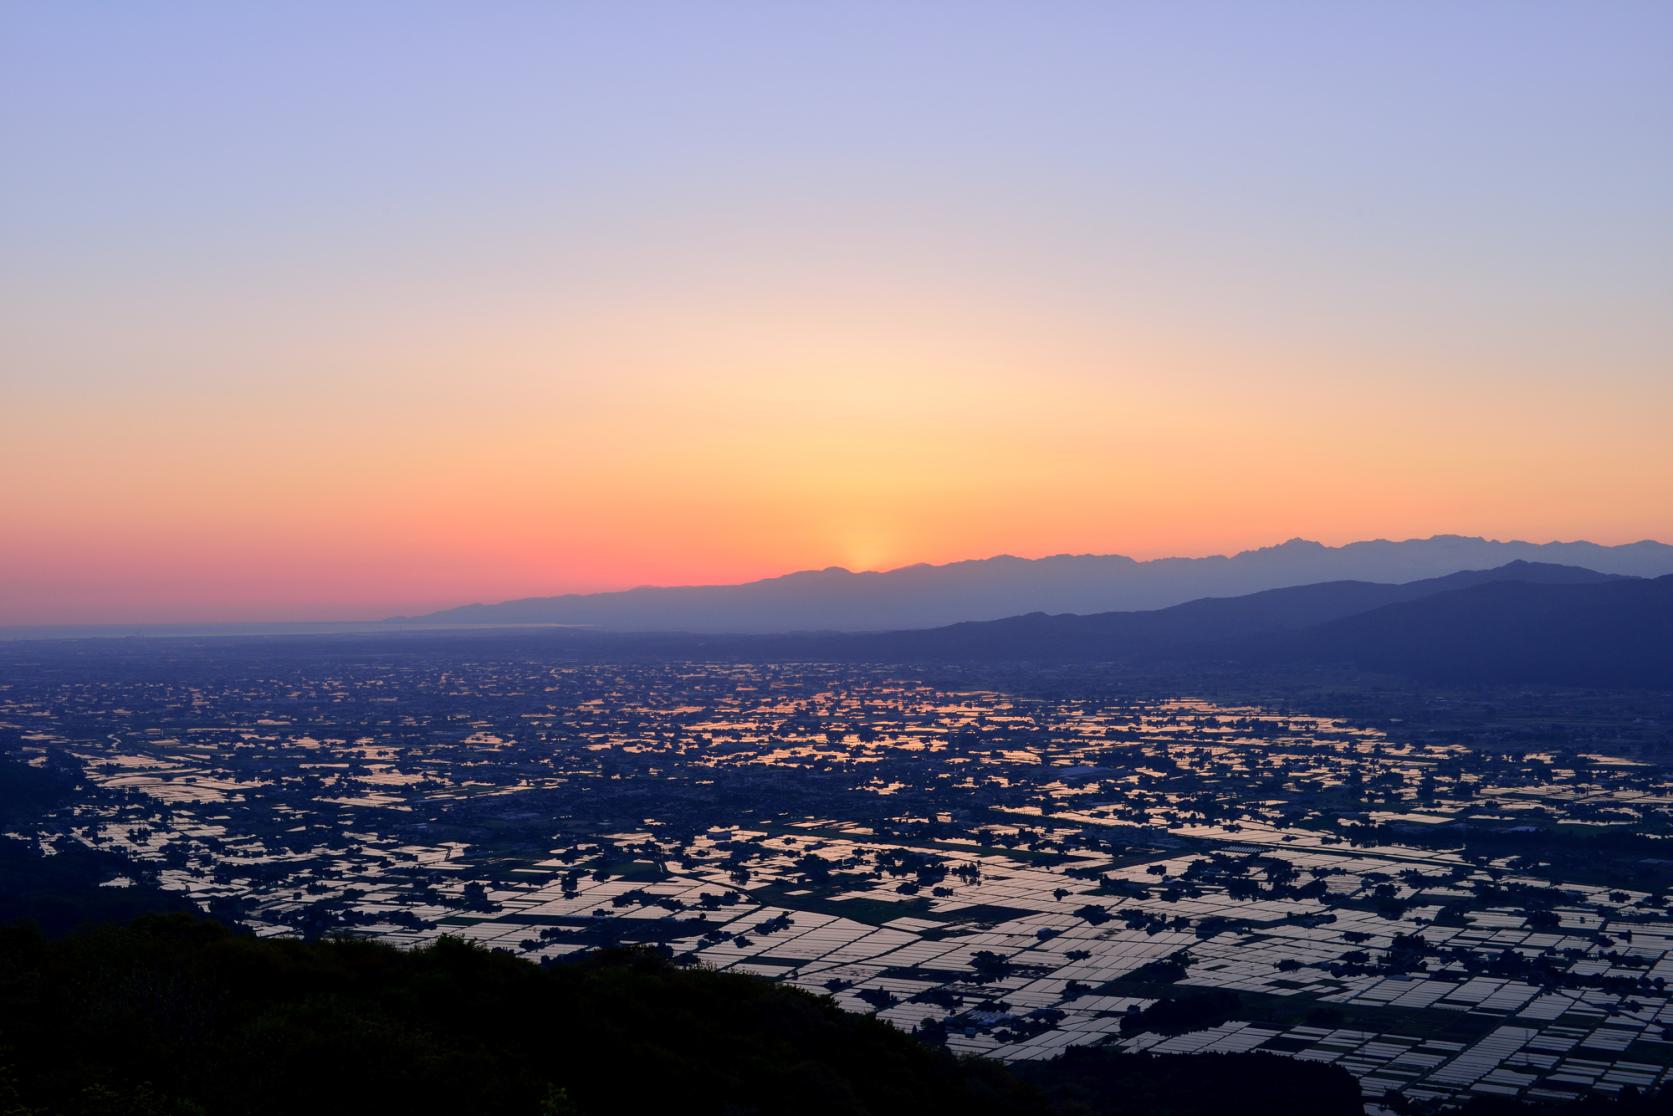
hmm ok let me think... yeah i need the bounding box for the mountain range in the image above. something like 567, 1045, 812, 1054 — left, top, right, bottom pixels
384, 558, 1673, 689
400, 535, 1673, 633
793, 560, 1673, 689
1247, 572, 1673, 688
802, 559, 1632, 663
402, 559, 1673, 690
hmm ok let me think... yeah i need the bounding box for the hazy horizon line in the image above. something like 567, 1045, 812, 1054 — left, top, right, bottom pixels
8, 531, 1670, 635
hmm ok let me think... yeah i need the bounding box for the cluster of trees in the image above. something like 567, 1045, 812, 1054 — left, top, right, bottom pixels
1119, 990, 1242, 1037
0, 915, 1034, 1116
0, 915, 1371, 1116
0, 753, 201, 935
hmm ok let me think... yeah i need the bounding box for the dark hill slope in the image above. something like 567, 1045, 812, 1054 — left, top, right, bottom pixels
1255, 574, 1673, 687
0, 917, 1362, 1116
0, 752, 197, 933
784, 561, 1622, 664
394, 536, 1673, 633
652, 562, 1668, 690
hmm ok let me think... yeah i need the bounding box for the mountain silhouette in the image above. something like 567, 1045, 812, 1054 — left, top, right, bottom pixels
712, 562, 1668, 690
809, 560, 1627, 662
482, 561, 1672, 691
397, 536, 1673, 633
1248, 573, 1673, 687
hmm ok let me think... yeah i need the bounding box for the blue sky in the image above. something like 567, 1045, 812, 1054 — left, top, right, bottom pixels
4, 2, 1671, 622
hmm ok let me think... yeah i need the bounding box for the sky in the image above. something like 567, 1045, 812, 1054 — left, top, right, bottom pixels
4, 2, 1672, 624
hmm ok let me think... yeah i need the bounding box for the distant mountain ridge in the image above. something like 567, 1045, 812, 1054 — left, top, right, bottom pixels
1249, 573, 1673, 688
398, 536, 1673, 633
401, 559, 1673, 689
564, 561, 1673, 690
809, 560, 1629, 662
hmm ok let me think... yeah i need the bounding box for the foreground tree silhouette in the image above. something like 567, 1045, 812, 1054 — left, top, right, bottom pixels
0, 915, 1374, 1116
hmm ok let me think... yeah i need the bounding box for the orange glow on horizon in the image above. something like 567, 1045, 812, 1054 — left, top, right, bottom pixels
7, 2, 1672, 627
5, 251, 1670, 626
5, 292, 1669, 625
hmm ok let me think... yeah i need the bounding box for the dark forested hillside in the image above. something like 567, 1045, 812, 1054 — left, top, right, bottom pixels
0, 916, 1362, 1116
1257, 574, 1673, 687
0, 753, 197, 934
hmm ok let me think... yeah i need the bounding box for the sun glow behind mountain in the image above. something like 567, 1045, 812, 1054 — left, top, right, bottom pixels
4, 3, 1671, 624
